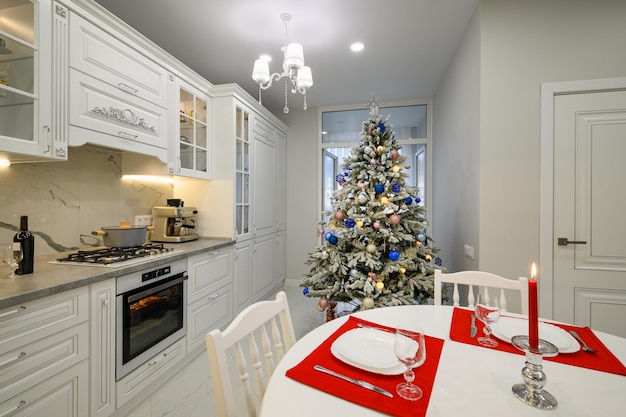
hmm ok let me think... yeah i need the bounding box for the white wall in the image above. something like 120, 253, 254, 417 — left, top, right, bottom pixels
283, 109, 320, 282
432, 7, 481, 273
479, 0, 626, 277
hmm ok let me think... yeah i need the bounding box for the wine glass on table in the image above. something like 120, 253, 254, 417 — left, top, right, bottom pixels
394, 326, 427, 401
475, 293, 501, 348
1, 243, 23, 279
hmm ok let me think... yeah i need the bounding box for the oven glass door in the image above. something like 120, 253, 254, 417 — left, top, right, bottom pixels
121, 273, 186, 365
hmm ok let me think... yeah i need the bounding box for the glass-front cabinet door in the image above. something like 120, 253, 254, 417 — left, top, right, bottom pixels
235, 106, 250, 239
172, 78, 210, 178
0, 0, 62, 163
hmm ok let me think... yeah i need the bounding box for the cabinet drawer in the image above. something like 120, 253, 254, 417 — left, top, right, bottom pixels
69, 69, 168, 151
69, 13, 168, 108
0, 322, 89, 404
116, 338, 186, 408
187, 284, 232, 353
0, 360, 88, 417
0, 288, 89, 355
187, 249, 233, 304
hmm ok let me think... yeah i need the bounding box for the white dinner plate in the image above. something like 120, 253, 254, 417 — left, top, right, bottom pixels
491, 317, 580, 353
331, 328, 405, 375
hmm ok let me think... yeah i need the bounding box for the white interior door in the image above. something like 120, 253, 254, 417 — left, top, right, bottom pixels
553, 89, 626, 337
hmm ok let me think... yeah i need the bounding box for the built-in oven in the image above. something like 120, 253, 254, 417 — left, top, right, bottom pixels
116, 258, 188, 380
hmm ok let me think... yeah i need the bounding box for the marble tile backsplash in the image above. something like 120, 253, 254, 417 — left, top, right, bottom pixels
0, 146, 173, 255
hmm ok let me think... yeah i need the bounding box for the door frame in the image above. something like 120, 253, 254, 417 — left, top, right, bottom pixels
539, 77, 626, 320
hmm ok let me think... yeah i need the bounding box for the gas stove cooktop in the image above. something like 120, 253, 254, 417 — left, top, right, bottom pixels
50, 243, 183, 268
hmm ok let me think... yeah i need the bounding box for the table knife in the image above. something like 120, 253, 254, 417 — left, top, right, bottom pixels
470, 314, 478, 338
313, 365, 394, 398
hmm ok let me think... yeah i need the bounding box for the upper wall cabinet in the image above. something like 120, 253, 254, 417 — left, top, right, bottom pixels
0, 0, 68, 163
168, 76, 211, 178
67, 12, 169, 162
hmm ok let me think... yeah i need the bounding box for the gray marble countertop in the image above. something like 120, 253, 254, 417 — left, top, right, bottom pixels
0, 237, 233, 309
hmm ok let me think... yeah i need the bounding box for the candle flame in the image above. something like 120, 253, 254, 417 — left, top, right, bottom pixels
531, 263, 537, 281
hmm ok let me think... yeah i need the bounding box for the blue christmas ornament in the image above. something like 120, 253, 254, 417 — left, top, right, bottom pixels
378, 122, 386, 133
336, 173, 345, 185
374, 184, 384, 194
303, 287, 309, 295
416, 197, 421, 204
324, 232, 332, 241
389, 250, 400, 261
392, 183, 401, 193
328, 235, 339, 245
405, 196, 413, 205
345, 219, 356, 228
417, 233, 426, 242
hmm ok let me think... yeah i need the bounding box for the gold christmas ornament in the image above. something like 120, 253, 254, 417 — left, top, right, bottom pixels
399, 267, 406, 274
415, 241, 422, 247
425, 254, 432, 261
363, 297, 375, 309
380, 196, 389, 204
376, 145, 384, 154
356, 221, 364, 227
391, 165, 401, 173
366, 243, 377, 253
375, 280, 384, 290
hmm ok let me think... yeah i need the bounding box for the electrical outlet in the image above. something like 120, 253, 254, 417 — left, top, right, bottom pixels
135, 215, 153, 226
464, 244, 475, 260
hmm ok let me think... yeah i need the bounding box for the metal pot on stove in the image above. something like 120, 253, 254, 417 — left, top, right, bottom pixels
92, 222, 149, 247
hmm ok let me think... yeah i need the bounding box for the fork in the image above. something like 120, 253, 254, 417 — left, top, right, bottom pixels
569, 330, 597, 353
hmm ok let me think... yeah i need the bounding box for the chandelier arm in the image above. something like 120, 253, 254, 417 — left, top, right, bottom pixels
258, 72, 288, 90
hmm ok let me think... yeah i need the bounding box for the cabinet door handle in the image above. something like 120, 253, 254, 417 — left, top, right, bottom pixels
208, 292, 221, 301
117, 131, 138, 140
0, 351, 27, 368
148, 352, 167, 366
557, 238, 588, 246
0, 400, 26, 416
117, 83, 138, 95
0, 306, 26, 319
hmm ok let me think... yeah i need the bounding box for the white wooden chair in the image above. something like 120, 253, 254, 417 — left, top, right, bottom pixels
434, 270, 529, 314
206, 291, 296, 417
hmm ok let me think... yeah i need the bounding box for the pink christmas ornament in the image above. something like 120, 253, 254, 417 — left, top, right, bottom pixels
391, 149, 399, 160
368, 272, 377, 279
373, 221, 381, 229
335, 211, 344, 220
370, 159, 377, 165
389, 214, 401, 225
318, 298, 329, 309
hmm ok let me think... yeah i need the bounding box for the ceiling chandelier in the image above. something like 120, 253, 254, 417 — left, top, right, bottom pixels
251, 13, 313, 113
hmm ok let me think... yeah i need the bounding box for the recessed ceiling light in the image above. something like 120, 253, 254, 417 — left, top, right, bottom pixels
350, 42, 364, 52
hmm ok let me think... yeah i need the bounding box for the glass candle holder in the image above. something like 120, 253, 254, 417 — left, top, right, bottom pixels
511, 335, 559, 410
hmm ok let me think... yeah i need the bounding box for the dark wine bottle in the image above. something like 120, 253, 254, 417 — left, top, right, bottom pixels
14, 215, 34, 275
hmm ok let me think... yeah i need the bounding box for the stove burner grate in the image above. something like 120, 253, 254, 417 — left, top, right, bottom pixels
57, 243, 174, 264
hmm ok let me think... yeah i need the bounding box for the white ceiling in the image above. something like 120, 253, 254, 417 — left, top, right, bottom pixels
93, 0, 478, 120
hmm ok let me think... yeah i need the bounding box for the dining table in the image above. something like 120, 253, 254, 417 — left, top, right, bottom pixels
259, 305, 626, 417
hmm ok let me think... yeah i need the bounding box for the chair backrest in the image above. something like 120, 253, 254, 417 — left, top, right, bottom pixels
206, 291, 296, 417
434, 270, 529, 314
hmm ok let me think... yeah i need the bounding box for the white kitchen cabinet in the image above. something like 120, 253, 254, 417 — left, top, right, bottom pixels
0, 0, 68, 163
252, 119, 276, 238
233, 240, 253, 315
0, 287, 89, 414
186, 248, 233, 352
66, 10, 169, 163
115, 337, 186, 409
276, 231, 286, 288
253, 234, 276, 302
0, 361, 89, 417
275, 129, 287, 231
90, 279, 116, 417
168, 76, 211, 178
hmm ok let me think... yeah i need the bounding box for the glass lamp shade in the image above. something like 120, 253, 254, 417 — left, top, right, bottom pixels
252, 59, 270, 84
296, 66, 313, 89
283, 42, 304, 70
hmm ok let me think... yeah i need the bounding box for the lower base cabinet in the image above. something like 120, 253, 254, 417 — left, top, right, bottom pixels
0, 361, 89, 417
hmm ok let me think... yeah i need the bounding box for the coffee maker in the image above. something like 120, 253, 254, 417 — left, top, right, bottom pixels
151, 199, 199, 243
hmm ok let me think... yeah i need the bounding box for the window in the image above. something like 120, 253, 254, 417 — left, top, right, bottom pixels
320, 101, 432, 228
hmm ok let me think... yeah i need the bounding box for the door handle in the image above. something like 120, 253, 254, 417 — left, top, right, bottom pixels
557, 238, 587, 246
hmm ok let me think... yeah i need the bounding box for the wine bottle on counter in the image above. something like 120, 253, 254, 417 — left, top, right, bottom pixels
13, 215, 34, 274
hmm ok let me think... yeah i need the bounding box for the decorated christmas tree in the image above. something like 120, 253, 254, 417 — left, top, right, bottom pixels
302, 102, 439, 316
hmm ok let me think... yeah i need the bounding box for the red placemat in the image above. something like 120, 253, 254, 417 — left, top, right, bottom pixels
286, 316, 445, 417
449, 307, 626, 376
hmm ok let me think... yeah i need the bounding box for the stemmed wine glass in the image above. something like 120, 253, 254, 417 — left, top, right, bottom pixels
394, 326, 427, 401
1, 243, 23, 279
475, 293, 501, 348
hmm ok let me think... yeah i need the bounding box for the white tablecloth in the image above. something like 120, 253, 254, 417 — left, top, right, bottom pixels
260, 305, 626, 417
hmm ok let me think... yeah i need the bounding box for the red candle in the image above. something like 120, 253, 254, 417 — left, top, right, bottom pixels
529, 263, 539, 349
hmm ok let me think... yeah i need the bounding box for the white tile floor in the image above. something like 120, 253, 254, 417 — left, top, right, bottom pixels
124, 282, 326, 417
